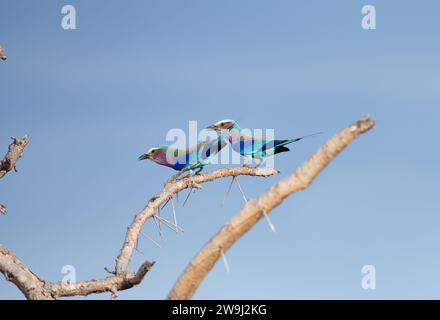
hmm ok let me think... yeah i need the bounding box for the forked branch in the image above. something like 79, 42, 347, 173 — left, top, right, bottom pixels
0, 135, 29, 214
0, 142, 278, 299
1, 115, 374, 300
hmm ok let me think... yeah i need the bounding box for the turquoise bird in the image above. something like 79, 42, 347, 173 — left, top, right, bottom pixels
138, 138, 226, 173
207, 119, 319, 165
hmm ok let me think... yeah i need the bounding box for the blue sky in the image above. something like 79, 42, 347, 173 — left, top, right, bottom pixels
1, 0, 440, 299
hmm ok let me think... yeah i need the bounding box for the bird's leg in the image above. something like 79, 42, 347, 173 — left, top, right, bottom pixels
242, 156, 252, 167
194, 166, 204, 175
222, 176, 236, 206
234, 177, 248, 203
255, 158, 266, 168
167, 161, 202, 185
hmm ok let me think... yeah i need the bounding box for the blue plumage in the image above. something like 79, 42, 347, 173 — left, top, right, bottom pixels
207, 119, 318, 164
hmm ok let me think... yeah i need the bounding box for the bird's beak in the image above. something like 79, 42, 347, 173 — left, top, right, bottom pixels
138, 153, 150, 161
206, 124, 217, 131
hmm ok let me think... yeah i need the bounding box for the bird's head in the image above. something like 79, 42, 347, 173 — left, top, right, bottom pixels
206, 119, 237, 133
138, 145, 168, 162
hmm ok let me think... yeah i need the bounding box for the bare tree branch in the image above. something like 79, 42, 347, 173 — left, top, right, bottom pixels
0, 135, 28, 179
0, 135, 29, 214
115, 166, 279, 274
0, 244, 48, 300
1, 114, 372, 300
167, 115, 376, 300
0, 45, 6, 61
0, 243, 155, 299
0, 145, 278, 299
44, 260, 156, 299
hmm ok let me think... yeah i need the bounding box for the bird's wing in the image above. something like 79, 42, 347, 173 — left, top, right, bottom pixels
239, 134, 263, 142
233, 136, 293, 157
197, 138, 227, 163
171, 145, 198, 168
232, 135, 265, 155
167, 139, 224, 170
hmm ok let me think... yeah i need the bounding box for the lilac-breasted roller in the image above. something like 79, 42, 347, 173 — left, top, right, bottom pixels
138, 138, 226, 173
207, 119, 318, 165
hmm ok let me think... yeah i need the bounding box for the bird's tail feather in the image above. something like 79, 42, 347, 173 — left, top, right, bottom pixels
274, 146, 290, 154
285, 132, 323, 145
272, 132, 322, 152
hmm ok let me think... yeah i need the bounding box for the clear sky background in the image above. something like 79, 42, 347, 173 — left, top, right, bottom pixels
1, 0, 439, 299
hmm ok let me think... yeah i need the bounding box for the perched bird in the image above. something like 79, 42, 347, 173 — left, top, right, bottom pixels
138, 138, 226, 172
0, 46, 7, 61
207, 119, 319, 166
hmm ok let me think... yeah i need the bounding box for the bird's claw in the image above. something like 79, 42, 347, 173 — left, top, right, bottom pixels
194, 167, 204, 175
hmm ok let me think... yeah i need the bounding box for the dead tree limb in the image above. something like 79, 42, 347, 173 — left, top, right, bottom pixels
0, 135, 28, 179
115, 166, 279, 274
0, 46, 6, 61
0, 244, 155, 299
0, 135, 29, 214
167, 115, 375, 300
0, 147, 278, 299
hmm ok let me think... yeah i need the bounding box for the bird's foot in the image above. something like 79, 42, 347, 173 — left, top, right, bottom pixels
194, 167, 204, 175
241, 156, 254, 167
254, 158, 267, 168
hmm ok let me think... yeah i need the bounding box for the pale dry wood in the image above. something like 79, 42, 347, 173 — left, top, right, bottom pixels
0, 243, 154, 299
115, 166, 280, 274
167, 115, 375, 300
0, 46, 6, 61
0, 135, 29, 214
0, 148, 278, 299
0, 244, 49, 300
45, 260, 156, 299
